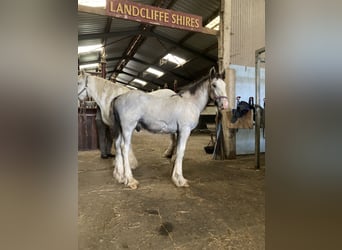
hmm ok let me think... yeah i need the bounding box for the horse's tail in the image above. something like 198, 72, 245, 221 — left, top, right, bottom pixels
109, 97, 122, 140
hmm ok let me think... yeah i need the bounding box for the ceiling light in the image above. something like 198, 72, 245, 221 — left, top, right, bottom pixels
162, 53, 187, 66
145, 67, 164, 78
79, 63, 99, 69
132, 78, 147, 86
78, 44, 103, 54
78, 0, 106, 7
205, 15, 220, 30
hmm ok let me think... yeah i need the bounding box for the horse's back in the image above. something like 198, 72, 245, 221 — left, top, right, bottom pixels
150, 89, 175, 97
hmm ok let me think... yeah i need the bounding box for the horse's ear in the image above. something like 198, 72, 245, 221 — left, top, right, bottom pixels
209, 67, 216, 81
220, 70, 226, 80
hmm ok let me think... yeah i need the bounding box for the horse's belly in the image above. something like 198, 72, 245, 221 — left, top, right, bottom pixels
139, 119, 177, 134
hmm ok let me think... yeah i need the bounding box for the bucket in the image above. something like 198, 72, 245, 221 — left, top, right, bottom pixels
203, 133, 216, 154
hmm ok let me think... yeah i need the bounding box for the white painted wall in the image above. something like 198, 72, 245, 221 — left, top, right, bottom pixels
230, 64, 266, 155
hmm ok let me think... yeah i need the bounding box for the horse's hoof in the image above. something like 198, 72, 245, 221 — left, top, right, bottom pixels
172, 178, 189, 188
126, 179, 139, 189
179, 181, 190, 188
129, 183, 138, 189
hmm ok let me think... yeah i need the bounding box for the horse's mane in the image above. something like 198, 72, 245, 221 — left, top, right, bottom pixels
93, 75, 112, 86
92, 75, 128, 92
178, 75, 210, 96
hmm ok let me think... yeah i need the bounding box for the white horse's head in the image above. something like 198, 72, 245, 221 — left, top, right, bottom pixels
78, 70, 90, 102
208, 67, 229, 110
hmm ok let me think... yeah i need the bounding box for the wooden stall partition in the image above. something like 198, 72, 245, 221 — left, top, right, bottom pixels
225, 110, 254, 129
78, 108, 99, 151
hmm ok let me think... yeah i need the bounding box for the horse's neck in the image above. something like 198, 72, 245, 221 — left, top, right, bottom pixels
87, 77, 106, 109
88, 77, 123, 125
183, 80, 210, 112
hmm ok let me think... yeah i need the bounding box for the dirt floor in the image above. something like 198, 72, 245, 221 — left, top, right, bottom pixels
79, 131, 265, 250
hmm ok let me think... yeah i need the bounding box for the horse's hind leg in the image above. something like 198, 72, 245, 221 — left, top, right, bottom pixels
163, 133, 177, 158
121, 130, 139, 189
129, 146, 138, 169
113, 135, 124, 183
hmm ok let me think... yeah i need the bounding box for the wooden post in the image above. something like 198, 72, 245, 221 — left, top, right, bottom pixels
101, 50, 106, 79
217, 0, 236, 159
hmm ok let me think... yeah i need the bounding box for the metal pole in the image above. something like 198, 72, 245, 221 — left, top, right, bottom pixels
255, 57, 261, 169
255, 47, 265, 169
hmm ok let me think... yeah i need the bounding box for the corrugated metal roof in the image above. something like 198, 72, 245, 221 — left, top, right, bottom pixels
182, 32, 217, 52
110, 18, 140, 32
153, 26, 189, 43
105, 36, 134, 57
171, 0, 219, 22
78, 12, 108, 35
133, 37, 170, 64
78, 38, 102, 47
78, 0, 265, 91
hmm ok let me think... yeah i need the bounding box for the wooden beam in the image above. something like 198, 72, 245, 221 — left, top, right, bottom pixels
78, 4, 218, 36
217, 0, 236, 160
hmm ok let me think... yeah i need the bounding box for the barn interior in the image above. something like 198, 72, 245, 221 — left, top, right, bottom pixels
78, 0, 265, 249
79, 131, 265, 249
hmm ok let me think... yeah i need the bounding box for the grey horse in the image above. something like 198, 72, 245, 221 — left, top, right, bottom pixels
112, 67, 228, 189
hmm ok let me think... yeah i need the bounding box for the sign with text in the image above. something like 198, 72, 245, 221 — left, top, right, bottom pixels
106, 0, 203, 32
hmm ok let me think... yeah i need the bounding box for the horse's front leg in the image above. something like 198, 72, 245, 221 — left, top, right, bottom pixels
171, 129, 191, 187
122, 130, 139, 189
163, 133, 177, 158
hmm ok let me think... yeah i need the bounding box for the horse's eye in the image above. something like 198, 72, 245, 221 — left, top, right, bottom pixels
212, 84, 216, 88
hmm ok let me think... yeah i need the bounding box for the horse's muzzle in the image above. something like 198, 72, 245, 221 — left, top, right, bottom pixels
216, 96, 229, 110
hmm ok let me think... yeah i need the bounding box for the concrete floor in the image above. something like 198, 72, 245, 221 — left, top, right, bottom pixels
79, 131, 265, 250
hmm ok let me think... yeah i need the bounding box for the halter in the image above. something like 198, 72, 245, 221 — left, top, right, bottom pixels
214, 95, 228, 102
78, 75, 89, 102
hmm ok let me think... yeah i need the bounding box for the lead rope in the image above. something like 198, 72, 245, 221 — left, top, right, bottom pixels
208, 80, 224, 159
208, 78, 229, 159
